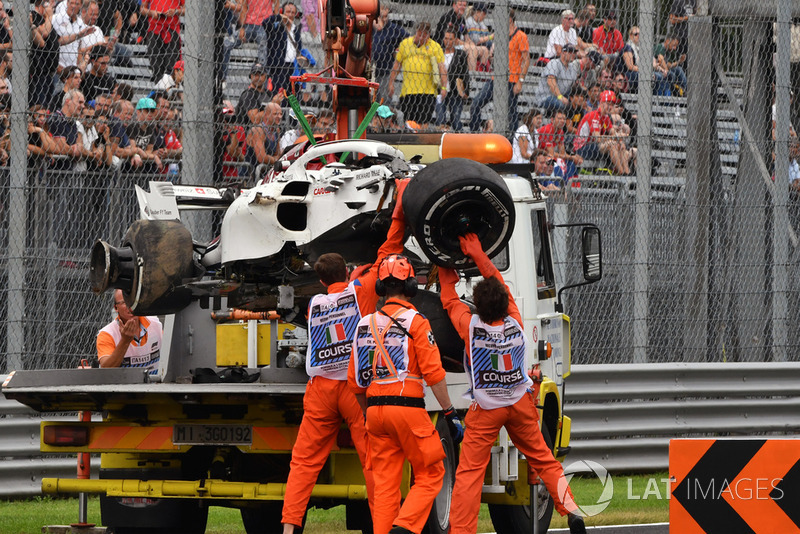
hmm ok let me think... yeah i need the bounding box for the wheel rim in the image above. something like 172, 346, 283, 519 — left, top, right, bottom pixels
432, 435, 454, 530
523, 483, 552, 521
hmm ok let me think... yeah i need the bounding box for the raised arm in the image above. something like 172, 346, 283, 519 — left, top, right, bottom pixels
459, 233, 521, 324
439, 267, 471, 342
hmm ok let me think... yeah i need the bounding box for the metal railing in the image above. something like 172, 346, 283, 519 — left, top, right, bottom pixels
564, 362, 800, 472
3, 363, 800, 497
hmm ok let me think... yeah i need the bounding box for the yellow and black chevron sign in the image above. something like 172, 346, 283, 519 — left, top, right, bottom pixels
670, 439, 800, 533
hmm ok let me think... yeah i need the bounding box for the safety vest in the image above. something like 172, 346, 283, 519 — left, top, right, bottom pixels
353, 308, 419, 389
466, 315, 532, 409
306, 283, 362, 380
98, 317, 162, 375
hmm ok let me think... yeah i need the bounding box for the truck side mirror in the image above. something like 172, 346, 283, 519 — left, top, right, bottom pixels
581, 227, 602, 282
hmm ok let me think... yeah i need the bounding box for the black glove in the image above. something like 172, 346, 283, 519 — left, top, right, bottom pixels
443, 406, 464, 444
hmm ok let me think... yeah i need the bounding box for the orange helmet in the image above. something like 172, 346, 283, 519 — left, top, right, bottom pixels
378, 254, 415, 281
376, 255, 417, 297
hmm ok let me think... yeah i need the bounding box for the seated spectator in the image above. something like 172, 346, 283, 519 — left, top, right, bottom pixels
127, 97, 165, 173
435, 28, 470, 132
53, 0, 97, 75
77, 1, 114, 69
48, 89, 85, 168
573, 90, 633, 175
621, 27, 670, 95
49, 66, 82, 112
93, 92, 113, 117
82, 50, 116, 102
153, 92, 183, 163
0, 1, 12, 52
28, 105, 59, 166
154, 59, 184, 98
790, 140, 800, 191
235, 62, 282, 126
369, 105, 402, 133
464, 3, 492, 70
245, 101, 283, 179
219, 107, 246, 180
0, 51, 11, 94
85, 107, 114, 170
592, 10, 624, 65
511, 108, 543, 164
585, 82, 601, 111
564, 86, 587, 139
531, 148, 561, 191
108, 99, 143, 169
112, 82, 134, 104
574, 6, 595, 46
612, 72, 628, 94
30, 0, 61, 108
654, 34, 687, 96
538, 109, 582, 180
92, 0, 133, 67
433, 0, 480, 72
533, 44, 582, 112
545, 10, 583, 59
578, 49, 603, 89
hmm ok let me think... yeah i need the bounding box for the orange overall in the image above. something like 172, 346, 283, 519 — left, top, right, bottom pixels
281, 216, 406, 528
440, 242, 579, 534
348, 298, 448, 534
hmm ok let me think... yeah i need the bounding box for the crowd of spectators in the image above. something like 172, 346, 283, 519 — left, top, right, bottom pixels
368, 0, 700, 181
5, 0, 794, 196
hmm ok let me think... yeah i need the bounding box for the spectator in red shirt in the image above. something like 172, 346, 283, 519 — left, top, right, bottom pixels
141, 0, 184, 83
538, 109, 582, 180
592, 10, 624, 63
573, 90, 632, 174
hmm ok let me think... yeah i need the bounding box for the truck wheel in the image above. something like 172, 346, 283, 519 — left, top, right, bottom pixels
241, 503, 304, 534
403, 158, 515, 269
101, 497, 208, 534
422, 414, 457, 534
90, 219, 195, 316
487, 426, 555, 534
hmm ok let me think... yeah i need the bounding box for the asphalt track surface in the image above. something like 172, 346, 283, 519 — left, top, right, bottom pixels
542, 523, 669, 534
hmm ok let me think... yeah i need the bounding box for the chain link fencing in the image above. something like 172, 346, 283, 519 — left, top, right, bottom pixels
0, 0, 799, 370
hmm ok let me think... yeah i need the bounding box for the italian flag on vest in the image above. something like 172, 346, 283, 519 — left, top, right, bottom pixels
491, 352, 513, 372
326, 323, 347, 344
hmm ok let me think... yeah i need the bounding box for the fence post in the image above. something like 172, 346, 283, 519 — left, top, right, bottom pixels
772, 0, 792, 361
632, 0, 655, 363
183, 0, 217, 243
492, 0, 509, 136
7, 0, 31, 372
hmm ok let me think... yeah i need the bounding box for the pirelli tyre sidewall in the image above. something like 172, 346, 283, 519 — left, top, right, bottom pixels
122, 219, 194, 315
404, 158, 515, 269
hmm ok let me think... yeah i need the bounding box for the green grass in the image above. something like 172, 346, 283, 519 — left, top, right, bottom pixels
2, 473, 669, 533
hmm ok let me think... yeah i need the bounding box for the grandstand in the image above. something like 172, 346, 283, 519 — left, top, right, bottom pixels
100, 1, 748, 185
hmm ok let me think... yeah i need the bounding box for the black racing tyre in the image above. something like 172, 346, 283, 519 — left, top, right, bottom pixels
403, 158, 515, 269
90, 219, 195, 315
409, 289, 465, 372
487, 426, 555, 534
241, 502, 305, 534
102, 497, 208, 534
345, 501, 374, 533
422, 414, 457, 534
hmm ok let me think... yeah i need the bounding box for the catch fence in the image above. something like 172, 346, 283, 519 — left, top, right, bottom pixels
0, 0, 799, 368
